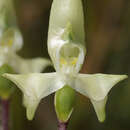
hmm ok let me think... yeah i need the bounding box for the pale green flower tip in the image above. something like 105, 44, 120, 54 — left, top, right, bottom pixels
110, 74, 128, 86
91, 97, 107, 123
97, 74, 128, 83
26, 100, 39, 121
113, 74, 128, 81
112, 74, 128, 86
23, 96, 39, 121
2, 73, 14, 81
26, 107, 35, 121
120, 75, 128, 80
93, 105, 106, 122
98, 113, 106, 123
2, 73, 21, 90
95, 103, 106, 122
2, 73, 11, 79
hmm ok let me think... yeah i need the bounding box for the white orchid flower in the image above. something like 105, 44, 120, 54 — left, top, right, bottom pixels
3, 0, 127, 122
0, 27, 52, 74
0, 0, 52, 101
0, 0, 52, 74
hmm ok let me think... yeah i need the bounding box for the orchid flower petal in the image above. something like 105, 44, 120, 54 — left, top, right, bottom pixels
90, 96, 107, 122
74, 74, 127, 101
3, 73, 63, 120
8, 53, 52, 73
70, 73, 127, 121
20, 58, 52, 73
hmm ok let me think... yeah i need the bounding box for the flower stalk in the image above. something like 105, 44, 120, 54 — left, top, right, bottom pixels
1, 99, 10, 130
58, 121, 68, 130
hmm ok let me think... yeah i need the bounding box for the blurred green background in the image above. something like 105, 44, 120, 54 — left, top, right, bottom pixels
1, 0, 130, 130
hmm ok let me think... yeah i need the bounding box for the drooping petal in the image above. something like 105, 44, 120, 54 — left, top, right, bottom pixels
8, 53, 52, 73
3, 73, 63, 120
72, 73, 127, 121
90, 96, 107, 122
74, 74, 127, 101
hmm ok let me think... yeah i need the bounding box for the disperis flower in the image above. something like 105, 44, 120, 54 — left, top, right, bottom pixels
3, 0, 127, 122
0, 0, 52, 99
0, 0, 52, 73
0, 28, 52, 99
0, 28, 51, 74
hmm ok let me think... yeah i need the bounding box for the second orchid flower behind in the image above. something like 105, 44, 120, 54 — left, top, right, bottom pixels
0, 0, 52, 100
0, 28, 52, 74
0, 28, 52, 99
3, 0, 127, 123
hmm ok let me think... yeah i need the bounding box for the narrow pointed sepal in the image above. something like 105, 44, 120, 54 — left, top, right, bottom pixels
74, 74, 128, 101
23, 95, 40, 120
72, 73, 127, 121
3, 73, 63, 120
91, 96, 108, 122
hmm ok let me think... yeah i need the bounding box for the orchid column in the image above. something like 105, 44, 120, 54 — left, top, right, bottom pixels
3, 0, 128, 130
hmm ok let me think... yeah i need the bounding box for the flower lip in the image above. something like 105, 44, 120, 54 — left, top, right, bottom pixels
56, 42, 85, 74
